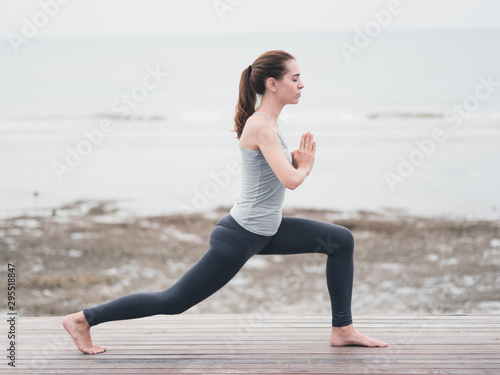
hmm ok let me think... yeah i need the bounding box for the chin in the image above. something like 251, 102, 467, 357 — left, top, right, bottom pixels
286, 98, 300, 105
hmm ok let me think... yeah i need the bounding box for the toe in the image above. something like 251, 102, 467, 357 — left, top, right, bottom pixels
94, 346, 106, 354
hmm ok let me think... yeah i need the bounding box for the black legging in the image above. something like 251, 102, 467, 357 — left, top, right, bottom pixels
84, 213, 354, 327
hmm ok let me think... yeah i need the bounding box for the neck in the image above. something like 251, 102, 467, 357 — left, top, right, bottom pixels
256, 95, 285, 123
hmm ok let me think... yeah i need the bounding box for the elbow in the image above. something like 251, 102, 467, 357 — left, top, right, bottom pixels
281, 168, 309, 190
283, 175, 301, 190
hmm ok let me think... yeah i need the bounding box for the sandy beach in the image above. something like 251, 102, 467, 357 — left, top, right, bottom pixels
1, 200, 499, 318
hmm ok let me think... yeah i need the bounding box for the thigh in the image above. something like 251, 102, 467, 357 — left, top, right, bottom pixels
258, 216, 354, 256
173, 215, 273, 297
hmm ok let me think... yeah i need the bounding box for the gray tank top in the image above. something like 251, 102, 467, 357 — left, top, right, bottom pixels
230, 112, 293, 236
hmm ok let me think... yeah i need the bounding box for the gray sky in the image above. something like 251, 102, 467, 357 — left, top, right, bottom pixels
2, 0, 500, 37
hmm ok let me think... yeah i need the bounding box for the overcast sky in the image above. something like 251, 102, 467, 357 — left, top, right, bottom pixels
2, 0, 500, 37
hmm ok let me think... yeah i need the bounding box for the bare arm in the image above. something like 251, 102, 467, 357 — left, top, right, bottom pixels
250, 119, 316, 190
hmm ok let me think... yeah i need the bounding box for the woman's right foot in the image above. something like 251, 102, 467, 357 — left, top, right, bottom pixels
62, 312, 106, 354
330, 324, 388, 347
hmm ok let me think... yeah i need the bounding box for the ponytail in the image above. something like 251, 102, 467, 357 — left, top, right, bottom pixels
234, 66, 256, 140
233, 50, 295, 139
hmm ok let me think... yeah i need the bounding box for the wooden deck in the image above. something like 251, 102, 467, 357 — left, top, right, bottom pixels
9, 314, 500, 374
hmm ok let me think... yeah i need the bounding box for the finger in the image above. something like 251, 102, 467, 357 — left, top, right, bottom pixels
303, 132, 310, 149
312, 141, 316, 153
308, 133, 314, 150
299, 133, 305, 150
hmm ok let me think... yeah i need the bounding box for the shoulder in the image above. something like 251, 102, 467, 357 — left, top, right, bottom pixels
244, 114, 268, 133
242, 114, 276, 145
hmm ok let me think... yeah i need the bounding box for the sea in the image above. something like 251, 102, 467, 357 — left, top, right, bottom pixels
1, 30, 499, 219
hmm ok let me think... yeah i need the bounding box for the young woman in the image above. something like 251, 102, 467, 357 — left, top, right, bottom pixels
63, 50, 388, 354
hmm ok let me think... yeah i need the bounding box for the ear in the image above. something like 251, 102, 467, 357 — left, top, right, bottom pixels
266, 77, 278, 93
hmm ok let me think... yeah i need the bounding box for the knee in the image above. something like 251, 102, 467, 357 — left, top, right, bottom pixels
165, 303, 190, 315
156, 289, 192, 315
340, 226, 355, 254
316, 225, 354, 256
329, 225, 354, 256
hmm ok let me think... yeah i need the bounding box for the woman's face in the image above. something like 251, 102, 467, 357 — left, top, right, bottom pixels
276, 59, 304, 105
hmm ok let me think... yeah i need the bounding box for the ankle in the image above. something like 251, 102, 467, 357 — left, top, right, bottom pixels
74, 312, 90, 328
331, 324, 354, 334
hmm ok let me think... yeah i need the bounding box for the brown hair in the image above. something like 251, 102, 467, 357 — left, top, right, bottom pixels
233, 50, 295, 139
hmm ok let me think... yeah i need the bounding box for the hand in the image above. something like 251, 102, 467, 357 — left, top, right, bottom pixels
291, 132, 316, 173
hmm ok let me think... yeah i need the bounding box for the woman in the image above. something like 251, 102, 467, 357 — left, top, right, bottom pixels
63, 50, 388, 354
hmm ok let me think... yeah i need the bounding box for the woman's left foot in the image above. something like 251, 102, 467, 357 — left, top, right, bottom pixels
62, 312, 107, 354
330, 324, 388, 347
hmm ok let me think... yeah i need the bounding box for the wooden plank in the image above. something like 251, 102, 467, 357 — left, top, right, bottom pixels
2, 314, 499, 374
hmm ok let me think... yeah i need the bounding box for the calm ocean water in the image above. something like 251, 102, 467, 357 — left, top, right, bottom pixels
1, 30, 499, 219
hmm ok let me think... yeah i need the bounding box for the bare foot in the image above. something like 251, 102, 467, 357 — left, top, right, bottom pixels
62, 312, 107, 354
330, 324, 388, 347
